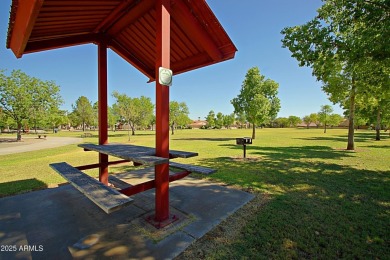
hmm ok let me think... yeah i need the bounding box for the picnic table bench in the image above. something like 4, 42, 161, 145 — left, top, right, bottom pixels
169, 161, 216, 175
50, 162, 133, 213
50, 143, 215, 214
81, 132, 93, 138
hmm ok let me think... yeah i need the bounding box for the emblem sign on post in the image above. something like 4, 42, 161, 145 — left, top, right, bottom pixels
159, 67, 173, 86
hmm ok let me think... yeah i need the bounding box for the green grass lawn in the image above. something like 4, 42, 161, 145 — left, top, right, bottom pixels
0, 128, 389, 258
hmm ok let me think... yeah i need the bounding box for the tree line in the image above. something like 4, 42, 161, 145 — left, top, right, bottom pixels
58, 95, 191, 140
204, 105, 345, 133
2, 67, 382, 145
0, 69, 191, 140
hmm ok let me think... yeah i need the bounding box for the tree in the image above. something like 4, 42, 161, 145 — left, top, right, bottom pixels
223, 113, 235, 129
44, 108, 67, 133
353, 83, 390, 140
328, 114, 344, 128
92, 102, 121, 131
312, 113, 321, 128
169, 101, 190, 135
0, 70, 63, 140
354, 116, 369, 130
150, 115, 156, 131
92, 101, 99, 129
231, 67, 281, 139
137, 96, 154, 130
112, 92, 154, 138
112, 91, 136, 140
303, 113, 319, 129
287, 116, 302, 127
282, 0, 390, 150
0, 108, 13, 132
274, 117, 289, 128
108, 106, 119, 131
0, 107, 6, 131
215, 112, 224, 129
318, 105, 333, 133
72, 96, 94, 132
205, 110, 216, 129
302, 115, 311, 129
67, 111, 80, 128
235, 112, 247, 128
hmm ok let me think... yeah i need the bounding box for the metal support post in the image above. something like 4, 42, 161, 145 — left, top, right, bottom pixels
154, 0, 171, 224
98, 41, 108, 185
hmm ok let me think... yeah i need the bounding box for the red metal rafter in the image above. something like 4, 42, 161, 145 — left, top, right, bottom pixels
9, 0, 44, 58
24, 33, 99, 54
171, 0, 222, 61
93, 0, 133, 33
171, 52, 210, 73
109, 40, 154, 81
107, 0, 154, 37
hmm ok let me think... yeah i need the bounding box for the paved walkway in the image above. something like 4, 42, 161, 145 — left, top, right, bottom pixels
0, 136, 82, 155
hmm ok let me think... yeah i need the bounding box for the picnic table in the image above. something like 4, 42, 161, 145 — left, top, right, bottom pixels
50, 143, 215, 216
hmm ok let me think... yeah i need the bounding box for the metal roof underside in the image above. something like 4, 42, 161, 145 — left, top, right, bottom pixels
6, 0, 237, 81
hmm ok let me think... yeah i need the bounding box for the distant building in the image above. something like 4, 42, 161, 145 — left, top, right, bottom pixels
338, 119, 349, 128
190, 120, 207, 129
297, 122, 318, 128
339, 119, 369, 129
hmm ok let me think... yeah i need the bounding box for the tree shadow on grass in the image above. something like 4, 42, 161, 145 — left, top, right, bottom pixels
354, 131, 390, 140
194, 147, 389, 258
81, 132, 155, 138
0, 138, 19, 143
172, 137, 236, 142
294, 131, 390, 143
360, 144, 390, 149
220, 144, 355, 160
0, 179, 47, 198
107, 133, 128, 138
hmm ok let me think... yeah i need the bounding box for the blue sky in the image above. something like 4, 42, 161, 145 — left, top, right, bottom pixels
0, 0, 343, 120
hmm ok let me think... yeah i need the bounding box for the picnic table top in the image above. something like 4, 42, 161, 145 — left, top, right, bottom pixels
78, 143, 198, 166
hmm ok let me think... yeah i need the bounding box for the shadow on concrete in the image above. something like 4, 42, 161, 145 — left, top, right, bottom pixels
0, 175, 254, 259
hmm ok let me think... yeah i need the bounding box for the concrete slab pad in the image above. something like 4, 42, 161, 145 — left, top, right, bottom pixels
0, 176, 254, 259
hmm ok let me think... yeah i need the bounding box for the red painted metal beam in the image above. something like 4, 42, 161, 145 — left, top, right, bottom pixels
98, 41, 109, 185
8, 0, 44, 58
171, 0, 222, 61
75, 160, 130, 171
119, 171, 191, 197
120, 179, 155, 197
168, 170, 191, 182
154, 0, 171, 223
